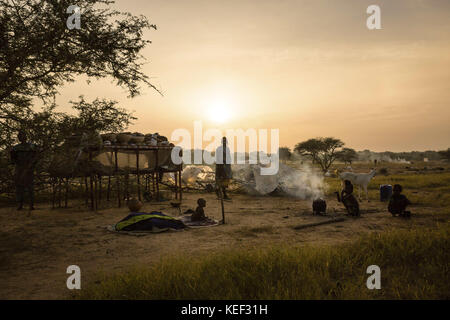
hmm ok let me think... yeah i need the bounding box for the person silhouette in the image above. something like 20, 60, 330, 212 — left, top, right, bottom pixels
215, 137, 232, 200
336, 180, 360, 217
388, 184, 411, 218
10, 130, 38, 210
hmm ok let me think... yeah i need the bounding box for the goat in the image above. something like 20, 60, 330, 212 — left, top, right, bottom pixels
337, 169, 376, 201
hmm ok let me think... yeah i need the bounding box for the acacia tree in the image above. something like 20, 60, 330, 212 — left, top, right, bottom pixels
337, 147, 358, 165
294, 137, 344, 173
0, 96, 135, 155
0, 0, 158, 121
279, 147, 292, 162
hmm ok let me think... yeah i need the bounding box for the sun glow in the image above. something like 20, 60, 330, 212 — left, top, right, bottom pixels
205, 95, 236, 124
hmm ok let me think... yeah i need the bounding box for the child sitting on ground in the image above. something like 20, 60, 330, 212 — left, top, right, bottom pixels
191, 198, 207, 222
388, 184, 411, 218
336, 180, 360, 217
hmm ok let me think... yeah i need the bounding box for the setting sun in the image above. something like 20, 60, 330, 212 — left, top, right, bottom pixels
207, 100, 233, 123
203, 93, 237, 124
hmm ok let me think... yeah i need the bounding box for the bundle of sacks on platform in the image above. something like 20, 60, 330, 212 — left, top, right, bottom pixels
100, 132, 174, 147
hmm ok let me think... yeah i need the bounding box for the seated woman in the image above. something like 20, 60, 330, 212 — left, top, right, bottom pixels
336, 180, 360, 217
388, 184, 411, 218
114, 198, 186, 232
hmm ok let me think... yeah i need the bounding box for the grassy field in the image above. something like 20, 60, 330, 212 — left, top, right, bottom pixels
74, 161, 450, 300
1, 160, 448, 299
76, 224, 449, 300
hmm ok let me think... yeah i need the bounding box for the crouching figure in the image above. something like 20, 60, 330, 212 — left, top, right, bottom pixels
388, 184, 411, 218
336, 180, 360, 217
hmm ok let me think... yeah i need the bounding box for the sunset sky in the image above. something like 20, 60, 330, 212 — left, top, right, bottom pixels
56, 0, 450, 152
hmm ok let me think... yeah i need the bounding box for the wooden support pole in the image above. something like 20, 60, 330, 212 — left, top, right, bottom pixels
79, 178, 83, 200
114, 150, 121, 208
174, 171, 178, 200
178, 167, 183, 202
94, 174, 98, 211
117, 176, 121, 208
152, 172, 155, 193
58, 178, 62, 208
98, 175, 102, 203
107, 175, 111, 201
125, 173, 129, 201
179, 149, 183, 202
155, 149, 159, 201
84, 176, 89, 207
219, 186, 225, 224
52, 178, 56, 209
136, 150, 141, 201
64, 178, 69, 208
89, 151, 94, 211
90, 175, 94, 210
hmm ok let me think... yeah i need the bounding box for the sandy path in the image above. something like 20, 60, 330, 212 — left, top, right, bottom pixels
0, 193, 439, 299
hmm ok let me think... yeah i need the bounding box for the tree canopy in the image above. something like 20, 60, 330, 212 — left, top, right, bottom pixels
337, 147, 358, 165
294, 137, 344, 172
279, 147, 292, 162
0, 0, 158, 120
0, 96, 135, 151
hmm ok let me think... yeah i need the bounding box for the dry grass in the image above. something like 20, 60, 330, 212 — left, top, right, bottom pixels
1, 161, 449, 299
75, 224, 450, 300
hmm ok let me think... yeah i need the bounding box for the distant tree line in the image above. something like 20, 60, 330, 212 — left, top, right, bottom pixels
277, 140, 450, 173
357, 149, 446, 162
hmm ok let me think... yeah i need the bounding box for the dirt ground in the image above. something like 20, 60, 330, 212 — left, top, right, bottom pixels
0, 191, 445, 299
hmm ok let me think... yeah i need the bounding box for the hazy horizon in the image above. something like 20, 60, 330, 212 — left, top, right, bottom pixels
51, 0, 449, 152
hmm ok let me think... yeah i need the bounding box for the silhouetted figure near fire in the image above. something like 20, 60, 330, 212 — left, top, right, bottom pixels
336, 180, 360, 216
10, 130, 38, 210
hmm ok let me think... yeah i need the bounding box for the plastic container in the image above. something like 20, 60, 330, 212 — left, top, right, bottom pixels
380, 184, 393, 202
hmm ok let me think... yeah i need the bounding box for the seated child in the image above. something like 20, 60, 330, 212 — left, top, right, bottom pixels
388, 184, 411, 218
191, 198, 207, 222
336, 180, 360, 217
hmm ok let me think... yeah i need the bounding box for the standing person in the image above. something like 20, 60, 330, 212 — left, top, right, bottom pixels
215, 137, 232, 201
10, 130, 38, 210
